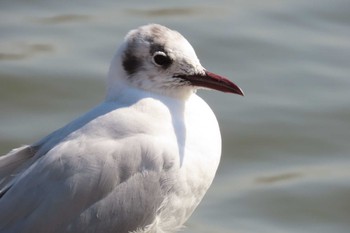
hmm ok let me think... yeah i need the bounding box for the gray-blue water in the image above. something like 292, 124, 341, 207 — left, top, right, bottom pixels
1, 1, 350, 232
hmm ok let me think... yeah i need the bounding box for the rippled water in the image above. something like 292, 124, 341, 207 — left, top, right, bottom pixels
1, 0, 350, 232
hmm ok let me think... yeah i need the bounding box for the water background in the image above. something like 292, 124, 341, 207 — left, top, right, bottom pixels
1, 0, 350, 232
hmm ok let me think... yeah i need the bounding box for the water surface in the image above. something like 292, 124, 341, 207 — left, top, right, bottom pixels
1, 0, 350, 232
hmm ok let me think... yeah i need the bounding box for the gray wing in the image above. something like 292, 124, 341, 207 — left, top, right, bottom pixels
0, 145, 38, 198
0, 135, 173, 233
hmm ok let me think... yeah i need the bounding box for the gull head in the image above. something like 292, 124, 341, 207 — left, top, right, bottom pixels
107, 24, 244, 99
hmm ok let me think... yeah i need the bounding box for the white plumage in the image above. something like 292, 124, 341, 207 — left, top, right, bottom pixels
0, 24, 243, 233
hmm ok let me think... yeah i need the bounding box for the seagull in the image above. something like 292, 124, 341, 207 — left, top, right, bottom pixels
0, 24, 243, 233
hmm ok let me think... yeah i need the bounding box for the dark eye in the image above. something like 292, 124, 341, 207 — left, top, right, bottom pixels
152, 51, 172, 68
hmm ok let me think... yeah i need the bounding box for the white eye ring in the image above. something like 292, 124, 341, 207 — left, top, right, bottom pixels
152, 51, 172, 67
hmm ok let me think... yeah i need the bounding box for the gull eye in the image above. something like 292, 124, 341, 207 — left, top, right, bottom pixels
152, 51, 172, 68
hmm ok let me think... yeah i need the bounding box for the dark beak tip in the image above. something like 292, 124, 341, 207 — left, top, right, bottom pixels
233, 85, 245, 96
226, 86, 244, 96
235, 88, 245, 96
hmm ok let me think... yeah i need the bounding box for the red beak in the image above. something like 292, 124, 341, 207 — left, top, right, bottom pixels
178, 70, 244, 96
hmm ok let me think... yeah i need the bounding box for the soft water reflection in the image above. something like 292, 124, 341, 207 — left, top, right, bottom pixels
1, 0, 350, 232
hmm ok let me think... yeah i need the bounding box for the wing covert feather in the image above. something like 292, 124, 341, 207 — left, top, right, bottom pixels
0, 135, 174, 233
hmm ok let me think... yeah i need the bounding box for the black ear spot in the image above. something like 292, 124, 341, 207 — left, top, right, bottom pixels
122, 49, 142, 76
152, 51, 172, 69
